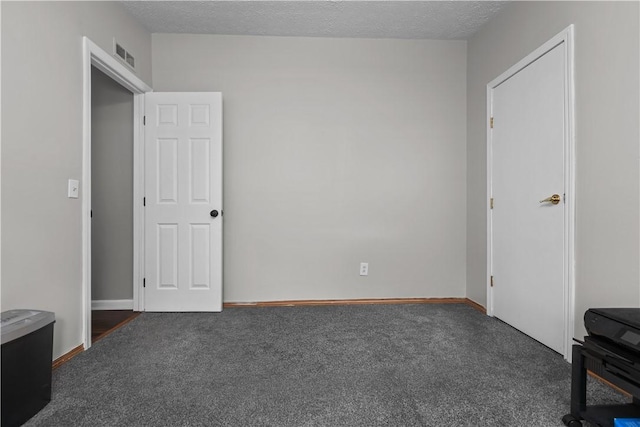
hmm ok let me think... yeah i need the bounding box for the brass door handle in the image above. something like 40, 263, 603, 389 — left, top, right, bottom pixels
539, 194, 561, 205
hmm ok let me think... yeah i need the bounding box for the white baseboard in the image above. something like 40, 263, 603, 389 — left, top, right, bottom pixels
92, 299, 134, 310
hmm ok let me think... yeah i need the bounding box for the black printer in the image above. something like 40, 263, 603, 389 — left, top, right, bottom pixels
583, 308, 640, 388
585, 308, 640, 352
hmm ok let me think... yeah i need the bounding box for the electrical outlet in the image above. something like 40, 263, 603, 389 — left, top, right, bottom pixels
360, 262, 369, 276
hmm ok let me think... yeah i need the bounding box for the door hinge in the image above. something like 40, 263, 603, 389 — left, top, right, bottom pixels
491, 276, 494, 287
490, 198, 494, 209
90, 209, 93, 218
143, 197, 146, 206
490, 117, 494, 129
143, 278, 146, 288
143, 116, 146, 126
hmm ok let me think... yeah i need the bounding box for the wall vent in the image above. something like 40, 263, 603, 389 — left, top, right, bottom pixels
114, 40, 135, 71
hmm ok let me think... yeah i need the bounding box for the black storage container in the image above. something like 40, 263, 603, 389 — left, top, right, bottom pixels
1, 309, 55, 427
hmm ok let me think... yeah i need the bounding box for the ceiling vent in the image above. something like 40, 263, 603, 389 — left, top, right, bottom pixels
114, 40, 135, 70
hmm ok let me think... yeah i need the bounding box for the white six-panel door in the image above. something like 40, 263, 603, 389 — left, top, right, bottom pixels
144, 92, 222, 312
491, 43, 566, 354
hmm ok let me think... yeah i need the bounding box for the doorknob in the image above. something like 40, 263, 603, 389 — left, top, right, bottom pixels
539, 194, 561, 205
210, 210, 219, 218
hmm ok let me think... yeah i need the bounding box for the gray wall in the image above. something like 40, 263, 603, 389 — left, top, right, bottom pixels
152, 35, 468, 303
91, 67, 134, 302
466, 1, 640, 337
1, 1, 151, 358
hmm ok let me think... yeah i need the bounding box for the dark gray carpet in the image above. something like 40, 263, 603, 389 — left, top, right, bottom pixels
27, 304, 626, 426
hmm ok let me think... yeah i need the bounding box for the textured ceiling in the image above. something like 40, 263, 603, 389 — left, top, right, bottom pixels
121, 1, 510, 40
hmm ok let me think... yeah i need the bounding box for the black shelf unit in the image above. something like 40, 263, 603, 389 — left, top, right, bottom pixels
563, 344, 640, 427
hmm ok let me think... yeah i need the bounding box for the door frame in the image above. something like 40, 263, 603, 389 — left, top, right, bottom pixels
486, 25, 575, 361
82, 37, 151, 350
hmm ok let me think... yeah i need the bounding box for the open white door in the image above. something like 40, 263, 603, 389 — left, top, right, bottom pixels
489, 29, 574, 357
144, 92, 222, 312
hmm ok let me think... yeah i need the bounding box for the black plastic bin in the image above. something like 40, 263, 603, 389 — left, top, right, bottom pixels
1, 309, 55, 427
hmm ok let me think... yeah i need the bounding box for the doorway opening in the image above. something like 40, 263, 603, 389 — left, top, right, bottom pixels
90, 66, 136, 342
82, 37, 151, 350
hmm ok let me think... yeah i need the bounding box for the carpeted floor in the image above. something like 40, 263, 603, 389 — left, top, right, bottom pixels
27, 304, 626, 426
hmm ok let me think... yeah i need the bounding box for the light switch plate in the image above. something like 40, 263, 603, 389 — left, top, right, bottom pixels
68, 179, 79, 198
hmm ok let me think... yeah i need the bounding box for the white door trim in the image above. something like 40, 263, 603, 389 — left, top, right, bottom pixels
82, 37, 152, 350
486, 25, 575, 361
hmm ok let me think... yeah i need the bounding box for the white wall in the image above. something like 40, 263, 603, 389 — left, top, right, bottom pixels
91, 67, 134, 302
466, 2, 640, 337
152, 35, 467, 303
1, 1, 151, 359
